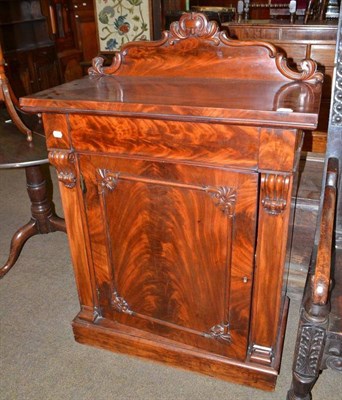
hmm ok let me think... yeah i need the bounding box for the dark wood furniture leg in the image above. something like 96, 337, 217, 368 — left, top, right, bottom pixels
287, 158, 340, 400
0, 165, 66, 278
288, 7, 342, 397
287, 301, 330, 400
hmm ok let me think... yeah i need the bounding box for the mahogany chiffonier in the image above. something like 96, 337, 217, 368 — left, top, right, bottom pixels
20, 13, 323, 391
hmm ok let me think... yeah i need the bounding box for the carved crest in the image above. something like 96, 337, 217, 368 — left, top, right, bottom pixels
48, 150, 76, 189
261, 173, 290, 215
168, 12, 220, 43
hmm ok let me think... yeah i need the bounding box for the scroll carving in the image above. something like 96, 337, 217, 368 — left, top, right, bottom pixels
260, 173, 290, 215
88, 53, 123, 76
88, 12, 323, 83
48, 150, 77, 189
275, 57, 324, 83
204, 323, 231, 343
205, 186, 236, 216
295, 325, 325, 376
111, 291, 133, 315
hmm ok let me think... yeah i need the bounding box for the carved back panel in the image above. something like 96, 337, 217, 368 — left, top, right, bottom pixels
89, 12, 323, 84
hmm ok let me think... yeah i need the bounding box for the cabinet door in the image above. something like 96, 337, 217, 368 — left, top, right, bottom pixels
80, 155, 258, 360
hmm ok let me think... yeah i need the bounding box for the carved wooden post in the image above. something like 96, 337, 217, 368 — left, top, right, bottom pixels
287, 301, 329, 399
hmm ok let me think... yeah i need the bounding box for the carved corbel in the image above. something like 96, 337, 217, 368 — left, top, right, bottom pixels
48, 150, 77, 189
260, 173, 290, 215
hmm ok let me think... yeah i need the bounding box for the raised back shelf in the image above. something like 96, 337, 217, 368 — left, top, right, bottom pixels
90, 12, 323, 83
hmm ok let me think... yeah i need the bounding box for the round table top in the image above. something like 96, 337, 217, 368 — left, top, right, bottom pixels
0, 121, 49, 169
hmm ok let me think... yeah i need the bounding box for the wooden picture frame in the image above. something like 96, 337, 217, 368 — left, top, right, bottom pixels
94, 0, 154, 53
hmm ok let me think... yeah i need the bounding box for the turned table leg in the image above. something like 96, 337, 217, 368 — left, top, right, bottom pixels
0, 165, 66, 278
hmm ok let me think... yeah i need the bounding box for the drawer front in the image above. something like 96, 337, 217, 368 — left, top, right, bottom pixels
69, 115, 259, 169
80, 155, 258, 360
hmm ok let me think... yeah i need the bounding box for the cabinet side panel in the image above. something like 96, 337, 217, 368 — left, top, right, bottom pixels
48, 149, 95, 315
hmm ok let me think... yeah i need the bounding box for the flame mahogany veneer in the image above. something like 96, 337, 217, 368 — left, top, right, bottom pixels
20, 13, 323, 391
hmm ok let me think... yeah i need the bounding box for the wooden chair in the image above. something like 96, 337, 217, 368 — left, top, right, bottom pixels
0, 44, 66, 278
287, 8, 342, 399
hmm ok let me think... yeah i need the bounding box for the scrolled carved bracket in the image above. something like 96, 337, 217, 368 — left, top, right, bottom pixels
261, 173, 290, 215
48, 150, 77, 189
204, 323, 231, 343
88, 53, 123, 76
276, 56, 324, 83
111, 291, 133, 315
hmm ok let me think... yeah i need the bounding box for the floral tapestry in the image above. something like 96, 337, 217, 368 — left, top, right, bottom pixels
95, 0, 152, 52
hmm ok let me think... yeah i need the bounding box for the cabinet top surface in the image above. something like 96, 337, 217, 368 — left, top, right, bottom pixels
20, 75, 322, 129
20, 12, 323, 129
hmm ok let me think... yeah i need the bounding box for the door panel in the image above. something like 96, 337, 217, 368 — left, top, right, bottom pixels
80, 155, 257, 359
